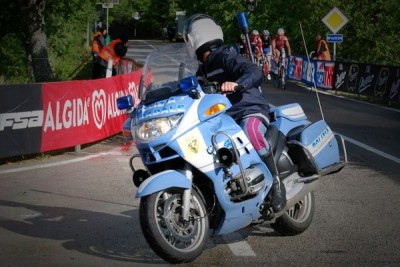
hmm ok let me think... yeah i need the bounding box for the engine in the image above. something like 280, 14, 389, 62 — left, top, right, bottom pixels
225, 166, 265, 201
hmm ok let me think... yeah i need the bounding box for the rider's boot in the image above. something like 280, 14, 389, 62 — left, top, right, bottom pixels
270, 174, 286, 213
261, 153, 287, 213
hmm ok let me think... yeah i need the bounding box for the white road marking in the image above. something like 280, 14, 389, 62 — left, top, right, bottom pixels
223, 232, 256, 257
0, 152, 116, 175
116, 157, 129, 163
341, 134, 400, 163
269, 103, 400, 164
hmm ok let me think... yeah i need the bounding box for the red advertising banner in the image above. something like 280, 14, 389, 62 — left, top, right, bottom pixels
41, 70, 141, 152
294, 57, 303, 81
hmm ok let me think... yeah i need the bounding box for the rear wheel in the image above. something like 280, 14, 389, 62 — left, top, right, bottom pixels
271, 191, 315, 236
139, 188, 209, 263
263, 61, 270, 84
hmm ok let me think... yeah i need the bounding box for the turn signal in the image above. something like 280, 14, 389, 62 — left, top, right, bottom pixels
205, 103, 226, 116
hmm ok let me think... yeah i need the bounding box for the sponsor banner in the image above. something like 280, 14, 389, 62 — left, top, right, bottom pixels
301, 59, 314, 86
287, 57, 296, 80
293, 57, 303, 81
315, 61, 335, 89
291, 57, 334, 89
0, 84, 43, 158
333, 61, 348, 90
315, 61, 325, 88
334, 62, 400, 103
41, 70, 141, 152
388, 69, 400, 102
356, 64, 378, 97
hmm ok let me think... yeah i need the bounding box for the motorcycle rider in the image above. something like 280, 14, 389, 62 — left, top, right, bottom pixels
184, 14, 286, 213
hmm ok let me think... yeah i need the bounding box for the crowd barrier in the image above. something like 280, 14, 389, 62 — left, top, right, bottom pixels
284, 56, 400, 104
0, 69, 142, 159
2, 53, 399, 159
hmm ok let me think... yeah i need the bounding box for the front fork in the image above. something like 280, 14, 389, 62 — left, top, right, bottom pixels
162, 163, 193, 221
182, 163, 193, 221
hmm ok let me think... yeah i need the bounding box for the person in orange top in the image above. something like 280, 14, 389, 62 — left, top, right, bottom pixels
313, 33, 331, 61
97, 34, 129, 78
91, 26, 107, 79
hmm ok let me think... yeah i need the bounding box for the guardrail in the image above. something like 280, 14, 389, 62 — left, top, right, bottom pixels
2, 54, 399, 159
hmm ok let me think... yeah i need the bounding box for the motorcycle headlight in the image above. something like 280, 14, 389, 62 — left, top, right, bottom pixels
133, 113, 183, 142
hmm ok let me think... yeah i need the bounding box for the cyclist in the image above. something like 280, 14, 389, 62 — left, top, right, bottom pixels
271, 28, 292, 73
238, 34, 247, 56
249, 30, 264, 64
261, 30, 272, 80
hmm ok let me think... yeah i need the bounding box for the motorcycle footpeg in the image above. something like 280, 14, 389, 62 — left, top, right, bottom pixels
261, 206, 275, 221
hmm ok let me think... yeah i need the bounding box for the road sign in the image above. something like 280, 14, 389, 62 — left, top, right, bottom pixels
322, 7, 348, 34
327, 34, 343, 43
102, 3, 113, 8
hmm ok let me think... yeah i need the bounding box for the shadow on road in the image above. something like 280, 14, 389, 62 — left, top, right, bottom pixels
0, 199, 166, 264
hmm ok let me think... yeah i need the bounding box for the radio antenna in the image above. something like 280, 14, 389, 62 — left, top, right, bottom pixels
299, 22, 325, 120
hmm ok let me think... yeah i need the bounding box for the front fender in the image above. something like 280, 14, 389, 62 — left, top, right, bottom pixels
136, 170, 192, 198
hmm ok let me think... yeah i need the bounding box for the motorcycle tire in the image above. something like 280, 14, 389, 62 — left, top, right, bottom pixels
271, 191, 315, 236
278, 67, 286, 90
139, 188, 209, 264
277, 79, 286, 90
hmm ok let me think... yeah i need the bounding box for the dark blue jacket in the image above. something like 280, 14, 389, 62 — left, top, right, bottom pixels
196, 46, 270, 121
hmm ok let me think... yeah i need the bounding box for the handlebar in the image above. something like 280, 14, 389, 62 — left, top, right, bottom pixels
202, 83, 245, 94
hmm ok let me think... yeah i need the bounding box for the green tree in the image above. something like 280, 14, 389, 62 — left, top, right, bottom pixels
0, 0, 96, 83
1, 0, 400, 84
18, 0, 54, 83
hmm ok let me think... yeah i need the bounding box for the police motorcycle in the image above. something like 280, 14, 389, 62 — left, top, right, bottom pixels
116, 42, 347, 264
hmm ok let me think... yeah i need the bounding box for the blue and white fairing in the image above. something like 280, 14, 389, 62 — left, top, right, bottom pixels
134, 87, 273, 234
133, 82, 270, 180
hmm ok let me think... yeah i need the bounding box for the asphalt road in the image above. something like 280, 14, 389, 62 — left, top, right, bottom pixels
0, 40, 399, 266
264, 79, 400, 181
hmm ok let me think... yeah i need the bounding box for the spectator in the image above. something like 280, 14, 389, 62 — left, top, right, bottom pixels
97, 34, 129, 78
91, 26, 107, 79
237, 34, 247, 56
167, 25, 175, 42
184, 14, 287, 213
313, 33, 331, 61
162, 25, 168, 41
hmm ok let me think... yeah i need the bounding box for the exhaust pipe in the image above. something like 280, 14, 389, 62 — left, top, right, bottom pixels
267, 178, 319, 220
286, 179, 319, 209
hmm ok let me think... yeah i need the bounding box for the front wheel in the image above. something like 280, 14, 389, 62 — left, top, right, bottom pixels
139, 188, 209, 263
271, 191, 315, 236
278, 66, 286, 90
